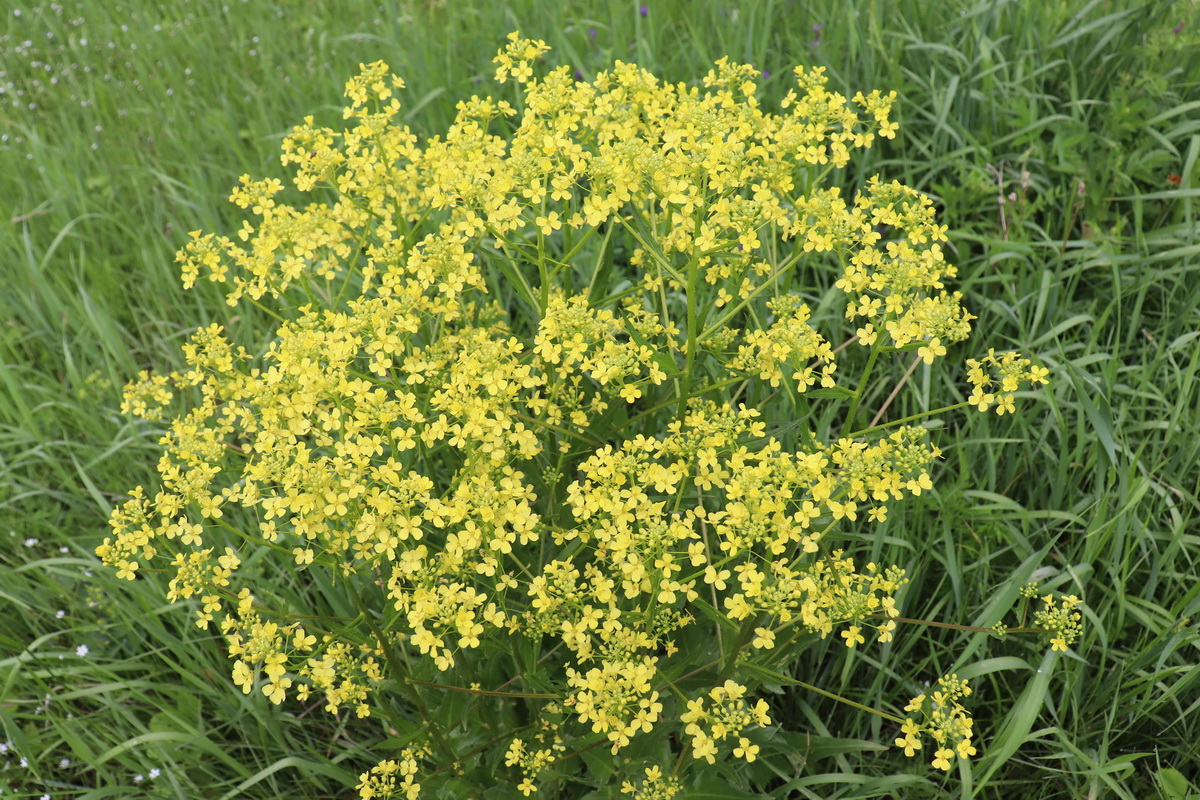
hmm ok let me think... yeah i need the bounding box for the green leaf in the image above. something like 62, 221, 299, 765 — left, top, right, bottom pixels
577, 740, 617, 784
1158, 768, 1199, 800
803, 386, 856, 400
774, 732, 889, 761
585, 221, 617, 305
438, 776, 489, 799
76, 789, 138, 800
620, 726, 672, 766
484, 785, 527, 800
685, 777, 770, 800
972, 649, 1057, 792
215, 756, 357, 800
1063, 360, 1117, 468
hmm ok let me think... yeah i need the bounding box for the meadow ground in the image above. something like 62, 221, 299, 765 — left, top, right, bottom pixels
2, 1, 1199, 797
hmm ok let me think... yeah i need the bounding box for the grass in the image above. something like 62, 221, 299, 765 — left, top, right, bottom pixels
2, 0, 1199, 797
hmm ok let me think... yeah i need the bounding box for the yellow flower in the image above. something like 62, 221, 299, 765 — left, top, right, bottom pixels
895, 733, 922, 757
263, 677, 292, 705
733, 737, 760, 762
841, 625, 866, 647
691, 735, 718, 764
751, 627, 776, 649
917, 337, 947, 364
704, 566, 731, 590
535, 212, 561, 236
232, 660, 254, 694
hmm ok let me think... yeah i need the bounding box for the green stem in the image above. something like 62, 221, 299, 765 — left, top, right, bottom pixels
614, 375, 743, 436
536, 203, 550, 314
345, 581, 457, 766
877, 613, 1045, 635
845, 401, 968, 439
512, 411, 603, 448
841, 338, 884, 438
696, 247, 807, 341
790, 676, 904, 724
244, 295, 285, 323
719, 617, 759, 680
672, 745, 689, 779
584, 222, 613, 302
677, 258, 702, 423
615, 215, 685, 285
424, 723, 537, 779
675, 206, 711, 422
739, 659, 904, 724
405, 677, 556, 699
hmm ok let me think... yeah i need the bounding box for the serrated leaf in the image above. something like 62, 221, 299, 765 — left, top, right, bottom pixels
1158, 767, 1199, 800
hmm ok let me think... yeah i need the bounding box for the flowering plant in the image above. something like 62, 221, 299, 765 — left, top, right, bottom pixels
100, 34, 1070, 798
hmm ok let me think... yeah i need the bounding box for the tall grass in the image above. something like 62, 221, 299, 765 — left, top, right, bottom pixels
2, 0, 1198, 797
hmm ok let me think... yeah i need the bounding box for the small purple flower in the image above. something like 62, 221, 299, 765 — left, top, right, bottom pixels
762, 69, 771, 80
1172, 19, 1185, 34
640, 4, 649, 17
588, 27, 597, 38
574, 69, 583, 81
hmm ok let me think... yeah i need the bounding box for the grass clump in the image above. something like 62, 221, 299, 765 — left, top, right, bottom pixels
2, 2, 1198, 798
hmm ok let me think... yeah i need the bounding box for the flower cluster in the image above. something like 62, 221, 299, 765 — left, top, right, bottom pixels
565, 657, 663, 753
1033, 593, 1084, 652
966, 349, 1051, 415
895, 675, 976, 771
620, 765, 682, 800
680, 680, 772, 764
504, 710, 568, 797
100, 34, 1056, 796
355, 745, 428, 800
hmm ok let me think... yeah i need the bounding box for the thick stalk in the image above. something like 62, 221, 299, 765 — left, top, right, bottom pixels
346, 581, 457, 766
840, 337, 884, 438
675, 208, 708, 423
